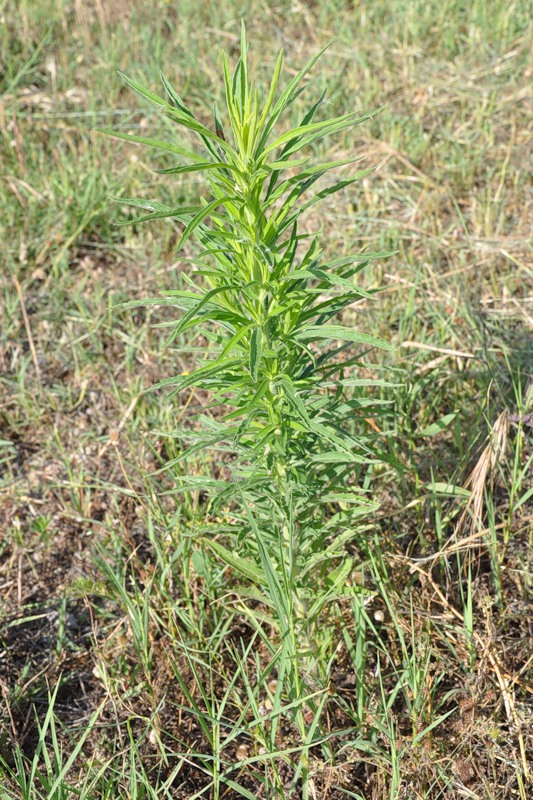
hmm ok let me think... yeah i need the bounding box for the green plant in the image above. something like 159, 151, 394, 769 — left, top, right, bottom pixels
104, 24, 394, 795
0, 683, 106, 800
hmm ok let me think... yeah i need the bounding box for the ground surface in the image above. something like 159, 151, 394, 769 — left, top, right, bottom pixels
1, 1, 532, 798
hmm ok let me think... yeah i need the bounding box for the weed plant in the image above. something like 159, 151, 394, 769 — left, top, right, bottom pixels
103, 26, 395, 786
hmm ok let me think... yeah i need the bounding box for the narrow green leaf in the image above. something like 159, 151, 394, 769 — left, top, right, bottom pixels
109, 196, 175, 214
311, 451, 367, 464
203, 538, 267, 585
160, 72, 193, 116
249, 327, 262, 381
296, 325, 393, 350
173, 283, 240, 338
412, 709, 456, 746
325, 556, 354, 588
156, 161, 233, 175
96, 128, 205, 162
257, 49, 284, 130
265, 157, 309, 171
219, 324, 254, 360
264, 110, 377, 155
515, 484, 533, 511
150, 358, 241, 392
277, 374, 311, 425
418, 412, 458, 437
322, 493, 376, 504
256, 42, 331, 153
114, 205, 199, 226
178, 195, 236, 250
426, 482, 471, 498
117, 71, 169, 107
240, 492, 289, 626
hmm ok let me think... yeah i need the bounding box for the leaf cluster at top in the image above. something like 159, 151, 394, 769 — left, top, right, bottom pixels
100, 24, 394, 521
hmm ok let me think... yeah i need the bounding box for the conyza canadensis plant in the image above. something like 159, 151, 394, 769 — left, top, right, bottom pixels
102, 23, 395, 775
